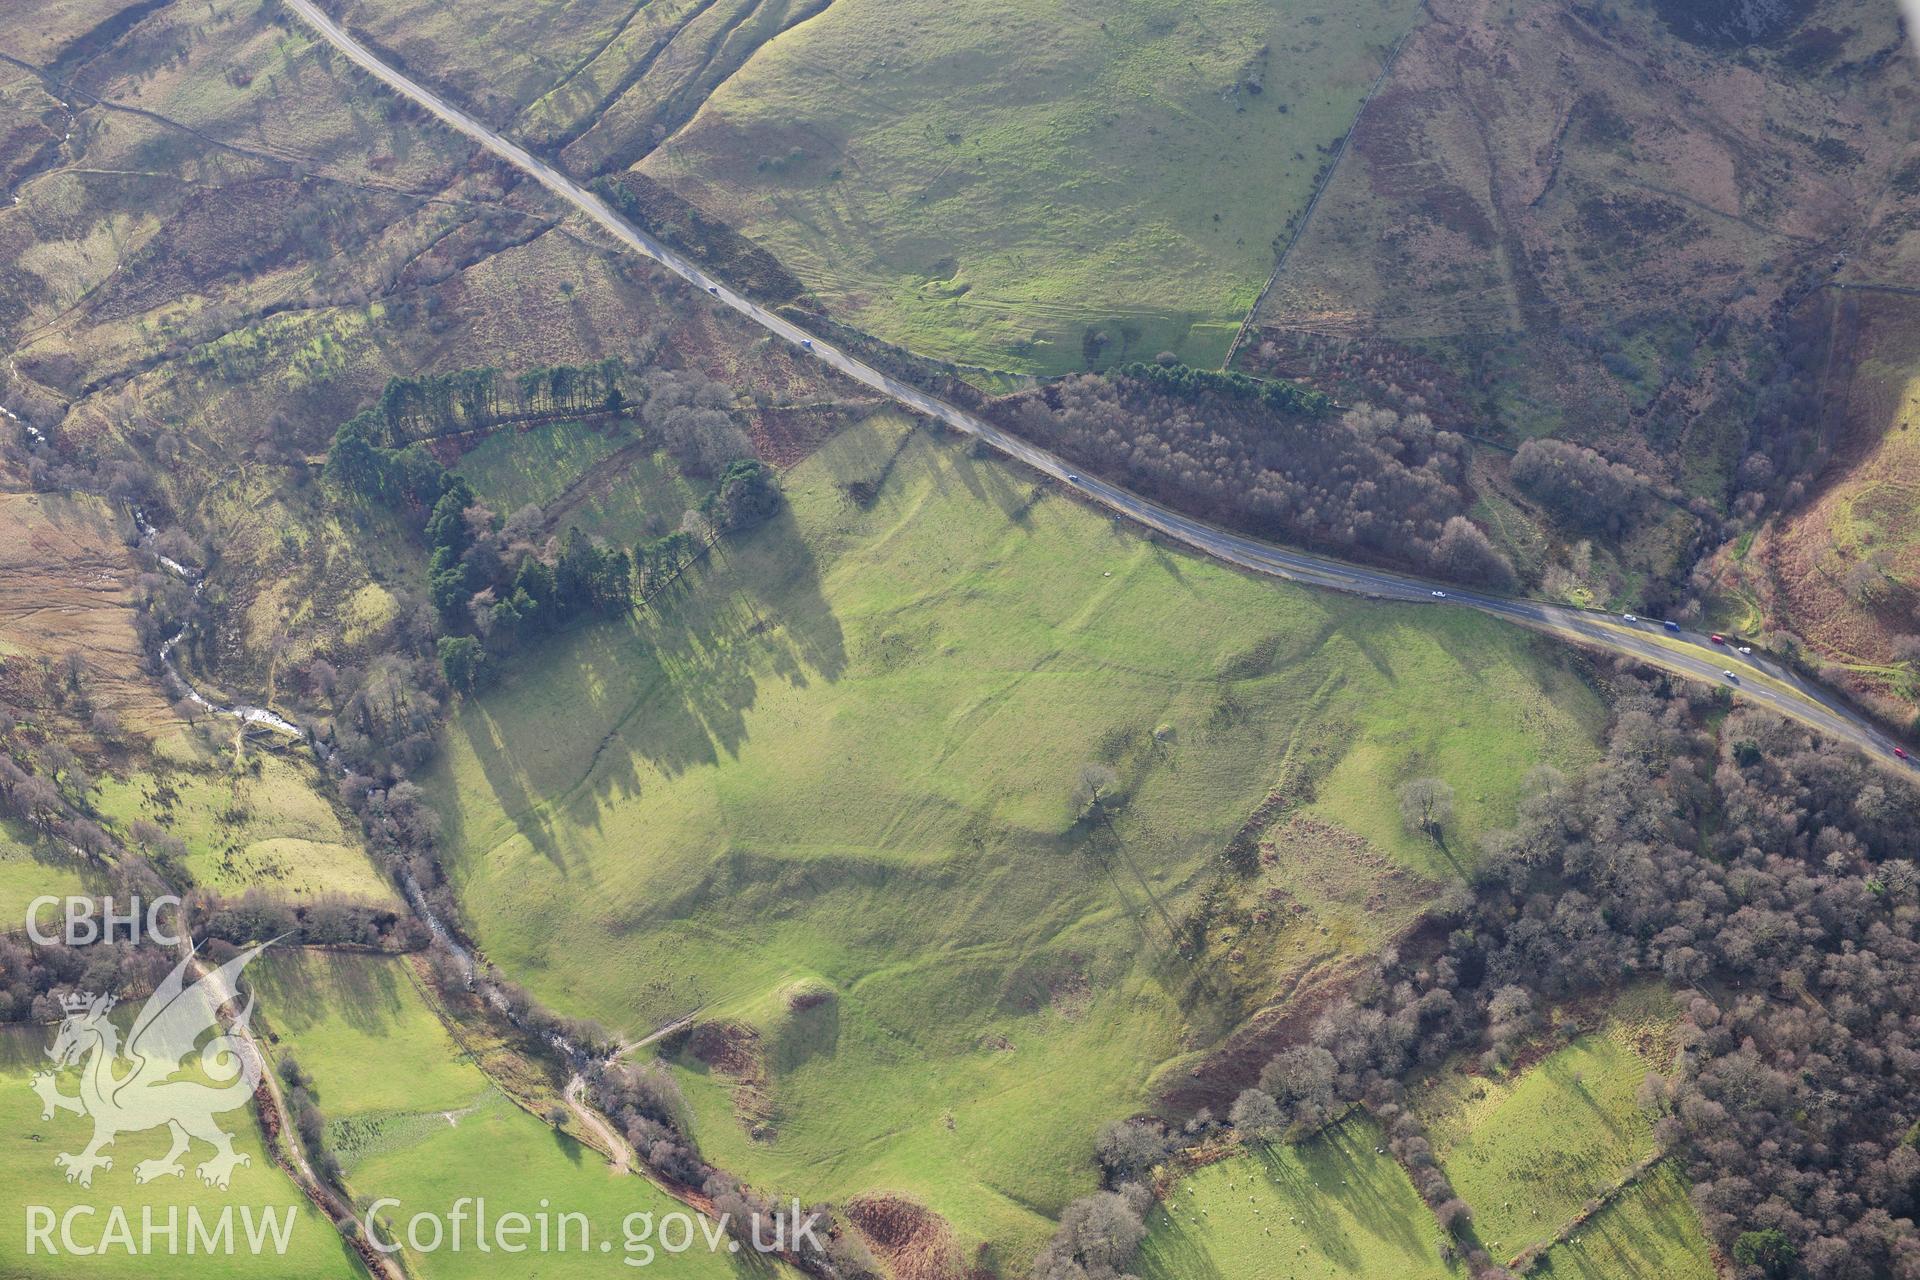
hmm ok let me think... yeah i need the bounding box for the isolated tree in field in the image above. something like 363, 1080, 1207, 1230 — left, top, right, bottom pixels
1399, 777, 1454, 841
1074, 763, 1121, 822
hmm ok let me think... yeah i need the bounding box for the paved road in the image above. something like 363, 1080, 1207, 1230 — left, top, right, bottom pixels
284, 0, 1912, 770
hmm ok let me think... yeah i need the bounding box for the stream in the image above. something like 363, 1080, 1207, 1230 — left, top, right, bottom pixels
126, 509, 508, 998
0, 400, 44, 444
132, 508, 304, 737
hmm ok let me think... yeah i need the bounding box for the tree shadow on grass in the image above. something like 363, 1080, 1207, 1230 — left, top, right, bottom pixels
1581, 1166, 1709, 1280
1541, 1043, 1631, 1144
1134, 1204, 1227, 1280
1330, 607, 1400, 682
1307, 1121, 1440, 1262
914, 429, 1042, 529
457, 501, 845, 876
1228, 1118, 1457, 1276
1426, 830, 1464, 878
249, 949, 408, 1041
1255, 1138, 1366, 1273
1095, 830, 1239, 1035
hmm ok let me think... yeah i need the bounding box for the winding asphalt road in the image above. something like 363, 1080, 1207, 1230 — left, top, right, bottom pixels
283, 0, 1912, 769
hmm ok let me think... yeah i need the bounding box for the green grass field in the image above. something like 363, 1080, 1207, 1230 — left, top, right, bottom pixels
251, 952, 486, 1124
454, 417, 704, 549
642, 0, 1421, 373
0, 818, 102, 932
1416, 988, 1678, 1261
1532, 1161, 1718, 1280
427, 411, 1601, 1260
0, 1024, 359, 1278
349, 1091, 788, 1280
93, 752, 394, 905
1137, 1115, 1461, 1280
252, 951, 786, 1278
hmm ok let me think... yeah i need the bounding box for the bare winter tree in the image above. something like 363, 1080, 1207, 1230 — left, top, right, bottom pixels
1399, 777, 1454, 841
1074, 763, 1121, 823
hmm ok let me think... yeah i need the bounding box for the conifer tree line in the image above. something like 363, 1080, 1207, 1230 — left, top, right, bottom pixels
374, 359, 629, 442
325, 363, 782, 691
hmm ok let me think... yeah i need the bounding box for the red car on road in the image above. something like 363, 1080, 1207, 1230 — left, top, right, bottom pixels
1709, 634, 1726, 644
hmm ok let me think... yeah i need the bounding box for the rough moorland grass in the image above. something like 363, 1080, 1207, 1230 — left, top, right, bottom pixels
334, 0, 641, 124
429, 411, 1601, 1259
1737, 348, 1920, 676
0, 1024, 357, 1278
1137, 1115, 1461, 1280
0, 490, 178, 738
1532, 1161, 1717, 1280
1416, 988, 1679, 1260
643, 0, 1422, 373
0, 818, 101, 930
93, 752, 395, 904
252, 954, 784, 1278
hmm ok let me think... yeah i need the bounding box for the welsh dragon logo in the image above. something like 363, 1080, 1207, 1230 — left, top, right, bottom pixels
30, 944, 269, 1190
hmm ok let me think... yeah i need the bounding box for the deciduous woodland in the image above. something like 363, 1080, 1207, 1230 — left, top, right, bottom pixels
1036, 665, 1920, 1280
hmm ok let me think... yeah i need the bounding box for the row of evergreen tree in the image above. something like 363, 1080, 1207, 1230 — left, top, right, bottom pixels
1114, 359, 1332, 417
358, 358, 630, 447
327, 369, 782, 692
